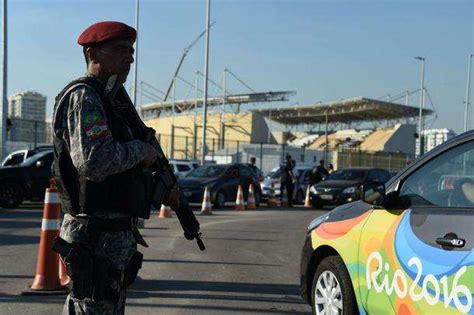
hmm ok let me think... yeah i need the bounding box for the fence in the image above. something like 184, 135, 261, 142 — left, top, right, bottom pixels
335, 149, 414, 172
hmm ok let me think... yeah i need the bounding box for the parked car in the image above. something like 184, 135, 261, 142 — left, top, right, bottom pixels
260, 167, 280, 201
179, 163, 262, 208
169, 160, 199, 179
309, 167, 391, 208
260, 166, 313, 204
0, 150, 53, 208
300, 130, 474, 314
1, 146, 53, 167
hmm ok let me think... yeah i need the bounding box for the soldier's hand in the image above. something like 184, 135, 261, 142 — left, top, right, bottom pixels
164, 185, 180, 209
142, 143, 160, 168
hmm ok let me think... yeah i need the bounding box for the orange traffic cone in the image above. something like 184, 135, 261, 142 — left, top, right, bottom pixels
247, 184, 257, 210
59, 259, 70, 288
159, 204, 173, 218
281, 186, 289, 207
201, 186, 213, 215
22, 184, 67, 295
304, 185, 312, 208
235, 185, 245, 210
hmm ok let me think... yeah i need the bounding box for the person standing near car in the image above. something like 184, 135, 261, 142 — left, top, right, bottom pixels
311, 159, 329, 185
51, 21, 179, 314
280, 155, 296, 207
248, 156, 264, 181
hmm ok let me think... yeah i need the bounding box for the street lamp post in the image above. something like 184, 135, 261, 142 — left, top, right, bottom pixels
200, 0, 211, 165
2, 0, 7, 159
415, 56, 425, 157
464, 54, 473, 132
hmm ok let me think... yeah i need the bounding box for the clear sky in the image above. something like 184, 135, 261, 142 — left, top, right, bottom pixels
6, 0, 474, 133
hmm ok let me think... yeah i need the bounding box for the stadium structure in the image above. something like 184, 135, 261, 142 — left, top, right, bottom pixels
141, 87, 434, 172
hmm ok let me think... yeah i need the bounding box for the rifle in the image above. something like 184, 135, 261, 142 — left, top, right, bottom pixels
105, 75, 205, 251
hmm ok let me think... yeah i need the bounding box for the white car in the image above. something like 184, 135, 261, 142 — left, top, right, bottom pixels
169, 160, 199, 179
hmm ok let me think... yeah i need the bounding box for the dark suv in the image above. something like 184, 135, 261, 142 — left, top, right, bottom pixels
178, 163, 262, 208
310, 167, 391, 208
0, 150, 53, 208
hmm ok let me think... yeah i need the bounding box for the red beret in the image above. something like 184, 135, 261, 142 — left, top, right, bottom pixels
77, 21, 136, 46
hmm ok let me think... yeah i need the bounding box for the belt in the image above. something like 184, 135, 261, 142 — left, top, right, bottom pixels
74, 216, 133, 233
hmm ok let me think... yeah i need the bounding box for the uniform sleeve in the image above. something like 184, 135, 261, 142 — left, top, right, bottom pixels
66, 85, 149, 182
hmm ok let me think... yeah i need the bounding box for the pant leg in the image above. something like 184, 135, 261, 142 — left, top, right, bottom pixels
280, 182, 286, 202
287, 183, 294, 207
60, 215, 137, 315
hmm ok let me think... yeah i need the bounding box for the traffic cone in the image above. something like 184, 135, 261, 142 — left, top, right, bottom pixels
59, 259, 70, 288
281, 186, 289, 207
304, 185, 312, 208
235, 185, 245, 210
200, 186, 213, 215
247, 184, 257, 210
22, 184, 67, 295
159, 204, 173, 218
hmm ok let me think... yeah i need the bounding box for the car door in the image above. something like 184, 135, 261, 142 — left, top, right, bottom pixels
359, 139, 474, 314
223, 166, 240, 202
28, 152, 54, 199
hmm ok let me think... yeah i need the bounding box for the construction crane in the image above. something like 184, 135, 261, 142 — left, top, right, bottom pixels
163, 21, 215, 102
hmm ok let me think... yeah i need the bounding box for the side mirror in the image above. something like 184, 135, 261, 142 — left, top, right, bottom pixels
36, 160, 44, 168
362, 182, 385, 206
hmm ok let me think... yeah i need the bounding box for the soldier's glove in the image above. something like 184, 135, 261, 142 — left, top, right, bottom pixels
163, 185, 180, 209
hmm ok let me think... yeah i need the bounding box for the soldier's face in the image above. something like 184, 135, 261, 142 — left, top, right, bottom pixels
94, 39, 135, 83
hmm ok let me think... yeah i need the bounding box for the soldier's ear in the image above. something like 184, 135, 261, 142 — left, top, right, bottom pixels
86, 46, 100, 65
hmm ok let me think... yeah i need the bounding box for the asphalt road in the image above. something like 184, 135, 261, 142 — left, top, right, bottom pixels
0, 203, 323, 314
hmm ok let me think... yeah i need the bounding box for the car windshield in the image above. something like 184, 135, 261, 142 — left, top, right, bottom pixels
266, 170, 280, 179
2, 153, 26, 166
328, 169, 367, 181
187, 165, 227, 178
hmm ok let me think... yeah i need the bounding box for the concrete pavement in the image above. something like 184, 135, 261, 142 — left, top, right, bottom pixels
0, 204, 323, 314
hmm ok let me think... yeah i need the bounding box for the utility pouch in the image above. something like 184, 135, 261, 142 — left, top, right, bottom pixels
52, 237, 93, 299
92, 255, 122, 302
132, 171, 154, 219
125, 251, 143, 287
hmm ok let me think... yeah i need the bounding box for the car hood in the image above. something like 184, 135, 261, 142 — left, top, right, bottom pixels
260, 178, 279, 188
314, 179, 363, 189
179, 177, 218, 188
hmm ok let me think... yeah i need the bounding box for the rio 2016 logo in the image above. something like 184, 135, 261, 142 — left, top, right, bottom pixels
366, 251, 472, 314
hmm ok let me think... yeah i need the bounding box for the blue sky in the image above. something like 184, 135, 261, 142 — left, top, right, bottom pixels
7, 0, 474, 133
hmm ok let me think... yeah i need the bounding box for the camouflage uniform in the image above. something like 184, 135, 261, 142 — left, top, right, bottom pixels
52, 75, 149, 314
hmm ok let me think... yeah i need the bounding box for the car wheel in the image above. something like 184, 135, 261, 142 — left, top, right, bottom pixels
214, 190, 226, 209
296, 189, 304, 204
0, 182, 23, 208
311, 255, 358, 315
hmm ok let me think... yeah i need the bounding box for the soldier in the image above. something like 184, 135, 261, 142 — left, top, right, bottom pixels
52, 21, 178, 314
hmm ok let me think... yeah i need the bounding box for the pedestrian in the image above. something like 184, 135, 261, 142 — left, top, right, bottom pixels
247, 156, 263, 179
280, 155, 296, 207
51, 21, 179, 314
310, 159, 329, 185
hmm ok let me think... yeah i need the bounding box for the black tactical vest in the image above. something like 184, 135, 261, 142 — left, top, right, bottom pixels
52, 76, 152, 216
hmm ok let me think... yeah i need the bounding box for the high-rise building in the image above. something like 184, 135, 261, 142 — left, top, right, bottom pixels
7, 91, 48, 143
416, 128, 456, 156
